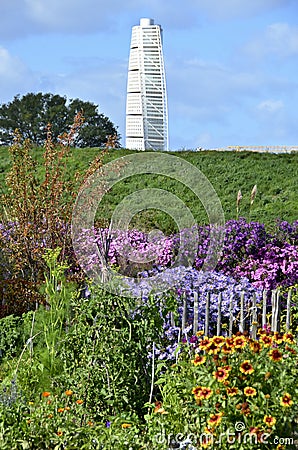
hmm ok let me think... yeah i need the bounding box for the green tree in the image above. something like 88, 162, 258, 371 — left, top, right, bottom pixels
67, 98, 120, 148
0, 92, 120, 147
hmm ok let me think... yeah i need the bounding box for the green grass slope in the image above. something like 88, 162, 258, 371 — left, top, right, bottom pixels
0, 146, 297, 233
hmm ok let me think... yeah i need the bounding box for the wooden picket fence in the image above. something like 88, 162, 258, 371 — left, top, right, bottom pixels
169, 288, 294, 339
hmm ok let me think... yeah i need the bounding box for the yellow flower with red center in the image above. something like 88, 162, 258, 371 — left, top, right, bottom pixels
57, 407, 64, 413
42, 391, 51, 398
260, 335, 273, 347
269, 349, 283, 362
196, 330, 205, 336
121, 423, 132, 429
273, 332, 283, 344
258, 328, 268, 335
283, 333, 294, 344
226, 387, 239, 396
57, 430, 63, 436
263, 415, 276, 427
211, 336, 225, 347
205, 342, 221, 355
154, 401, 168, 414
250, 341, 262, 353
199, 338, 212, 351
204, 426, 216, 436
213, 367, 229, 383
192, 386, 213, 400
207, 412, 223, 427
192, 354, 206, 366
76, 399, 83, 405
65, 389, 73, 396
65, 406, 70, 411
233, 335, 247, 349
276, 445, 285, 450
244, 387, 257, 397
223, 365, 232, 371
222, 343, 234, 354
285, 345, 297, 355
240, 360, 254, 374
280, 393, 293, 407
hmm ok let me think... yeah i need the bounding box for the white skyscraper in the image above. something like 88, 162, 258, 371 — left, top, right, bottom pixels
125, 18, 168, 151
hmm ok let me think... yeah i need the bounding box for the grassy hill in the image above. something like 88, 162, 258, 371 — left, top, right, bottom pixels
0, 146, 297, 233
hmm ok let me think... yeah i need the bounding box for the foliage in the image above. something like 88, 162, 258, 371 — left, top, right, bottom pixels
0, 115, 297, 447
0, 251, 176, 448
0, 114, 109, 316
0, 315, 23, 359
147, 330, 298, 449
0, 92, 120, 147
0, 250, 297, 448
57, 284, 176, 422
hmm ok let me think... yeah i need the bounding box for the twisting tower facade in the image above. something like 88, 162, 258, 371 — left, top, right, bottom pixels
125, 18, 168, 151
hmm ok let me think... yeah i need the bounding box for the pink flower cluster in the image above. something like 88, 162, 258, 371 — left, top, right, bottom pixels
76, 218, 298, 290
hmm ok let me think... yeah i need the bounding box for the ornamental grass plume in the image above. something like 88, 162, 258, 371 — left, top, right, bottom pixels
250, 184, 257, 206
236, 189, 242, 218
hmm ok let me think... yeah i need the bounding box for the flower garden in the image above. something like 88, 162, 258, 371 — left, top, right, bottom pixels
0, 127, 297, 449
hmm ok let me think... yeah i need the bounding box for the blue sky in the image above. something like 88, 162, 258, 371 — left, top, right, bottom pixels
0, 0, 298, 150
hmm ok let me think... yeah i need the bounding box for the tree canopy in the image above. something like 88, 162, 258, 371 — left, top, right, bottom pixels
0, 92, 120, 147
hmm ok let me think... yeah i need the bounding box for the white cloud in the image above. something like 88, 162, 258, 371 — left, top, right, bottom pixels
0, 0, 136, 39
42, 57, 128, 142
244, 22, 298, 60
0, 0, 294, 40
257, 99, 284, 113
167, 56, 262, 115
0, 47, 38, 101
24, 0, 117, 33
186, 0, 291, 20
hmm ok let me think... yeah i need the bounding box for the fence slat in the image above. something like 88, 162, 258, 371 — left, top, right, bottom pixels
271, 290, 281, 332
193, 292, 199, 335
216, 292, 222, 335
239, 291, 245, 333
170, 312, 175, 328
228, 294, 233, 337
175, 288, 292, 340
262, 290, 267, 327
251, 293, 258, 340
271, 290, 276, 332
182, 294, 187, 332
286, 289, 292, 331
276, 290, 280, 332
205, 292, 210, 337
